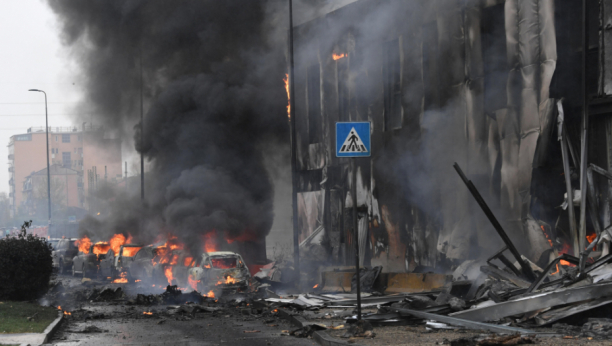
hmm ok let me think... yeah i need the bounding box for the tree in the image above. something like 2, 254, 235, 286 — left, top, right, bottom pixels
0, 221, 53, 300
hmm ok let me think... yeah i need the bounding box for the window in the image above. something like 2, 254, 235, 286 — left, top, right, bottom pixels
383, 38, 402, 130
307, 64, 322, 143
62, 152, 71, 168
77, 135, 82, 141
211, 257, 237, 269
15, 134, 31, 141
62, 134, 70, 143
55, 136, 58, 142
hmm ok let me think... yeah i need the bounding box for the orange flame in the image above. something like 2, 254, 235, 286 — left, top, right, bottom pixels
184, 257, 193, 267
92, 242, 111, 260
205, 290, 215, 298
332, 53, 346, 60
112, 272, 128, 284
540, 225, 554, 248
122, 246, 142, 257
143, 312, 153, 315
76, 236, 92, 254
551, 264, 560, 275
188, 276, 200, 291
110, 234, 127, 254
216, 276, 237, 285
284, 74, 290, 118
313, 284, 319, 289
64, 311, 71, 316
57, 306, 61, 310
165, 267, 174, 285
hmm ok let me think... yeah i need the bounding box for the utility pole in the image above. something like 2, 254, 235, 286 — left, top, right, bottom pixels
28, 89, 51, 224
288, 0, 300, 288
140, 46, 145, 202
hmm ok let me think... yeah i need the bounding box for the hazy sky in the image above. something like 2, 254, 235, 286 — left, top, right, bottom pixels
0, 0, 80, 194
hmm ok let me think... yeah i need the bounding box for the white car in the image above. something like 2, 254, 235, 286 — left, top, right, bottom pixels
188, 251, 250, 292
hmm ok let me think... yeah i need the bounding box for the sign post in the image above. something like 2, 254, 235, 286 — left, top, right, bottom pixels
336, 122, 371, 320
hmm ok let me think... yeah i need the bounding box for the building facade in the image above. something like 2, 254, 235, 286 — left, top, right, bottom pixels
291, 0, 612, 272
8, 124, 122, 218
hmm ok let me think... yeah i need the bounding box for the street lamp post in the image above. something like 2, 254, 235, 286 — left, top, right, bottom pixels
28, 89, 51, 225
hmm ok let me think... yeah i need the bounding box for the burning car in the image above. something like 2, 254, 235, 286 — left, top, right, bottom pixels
187, 251, 250, 292
113, 244, 144, 281
52, 238, 79, 274
71, 242, 111, 278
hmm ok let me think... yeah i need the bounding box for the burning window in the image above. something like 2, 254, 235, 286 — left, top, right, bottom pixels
307, 64, 322, 144
383, 38, 402, 131
122, 246, 142, 257
93, 243, 110, 255
210, 257, 237, 269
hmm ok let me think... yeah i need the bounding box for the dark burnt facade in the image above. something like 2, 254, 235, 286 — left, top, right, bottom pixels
291, 0, 612, 272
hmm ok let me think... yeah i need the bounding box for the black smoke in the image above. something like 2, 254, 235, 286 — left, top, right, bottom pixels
47, 0, 289, 256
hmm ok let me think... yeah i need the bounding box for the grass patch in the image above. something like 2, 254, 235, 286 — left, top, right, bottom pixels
0, 301, 59, 334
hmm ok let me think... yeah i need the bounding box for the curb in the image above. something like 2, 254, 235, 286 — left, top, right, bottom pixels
278, 308, 365, 346
0, 311, 63, 346
42, 311, 64, 344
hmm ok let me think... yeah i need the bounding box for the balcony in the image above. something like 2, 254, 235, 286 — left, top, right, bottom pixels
8, 154, 13, 160
8, 167, 13, 172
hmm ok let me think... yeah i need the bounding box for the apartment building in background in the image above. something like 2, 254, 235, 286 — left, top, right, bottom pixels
8, 124, 122, 218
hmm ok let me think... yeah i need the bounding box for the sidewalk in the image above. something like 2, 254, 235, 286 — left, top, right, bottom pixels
0, 312, 62, 346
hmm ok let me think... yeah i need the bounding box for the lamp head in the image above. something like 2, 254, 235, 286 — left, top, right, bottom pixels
28, 89, 40, 92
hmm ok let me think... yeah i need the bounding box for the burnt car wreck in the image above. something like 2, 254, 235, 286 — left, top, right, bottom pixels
188, 251, 251, 293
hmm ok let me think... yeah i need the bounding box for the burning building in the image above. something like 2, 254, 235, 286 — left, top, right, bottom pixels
289, 0, 612, 273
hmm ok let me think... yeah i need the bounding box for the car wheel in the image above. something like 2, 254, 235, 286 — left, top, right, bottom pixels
71, 264, 75, 277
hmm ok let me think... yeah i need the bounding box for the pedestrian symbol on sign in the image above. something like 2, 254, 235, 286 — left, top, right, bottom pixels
336, 122, 370, 157
339, 128, 368, 153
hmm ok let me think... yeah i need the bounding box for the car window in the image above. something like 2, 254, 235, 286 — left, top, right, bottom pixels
134, 248, 151, 260
67, 241, 77, 249
211, 257, 237, 269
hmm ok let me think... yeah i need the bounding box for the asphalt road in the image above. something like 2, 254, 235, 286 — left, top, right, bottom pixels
43, 275, 319, 346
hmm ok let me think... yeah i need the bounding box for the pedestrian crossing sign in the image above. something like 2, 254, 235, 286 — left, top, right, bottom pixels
336, 122, 371, 157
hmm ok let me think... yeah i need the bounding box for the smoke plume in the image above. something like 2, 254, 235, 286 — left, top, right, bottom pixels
47, 0, 290, 255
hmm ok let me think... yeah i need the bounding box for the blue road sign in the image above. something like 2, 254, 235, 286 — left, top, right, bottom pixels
336, 122, 371, 157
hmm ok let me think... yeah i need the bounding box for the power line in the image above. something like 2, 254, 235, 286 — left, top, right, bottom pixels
0, 114, 79, 117
0, 102, 79, 104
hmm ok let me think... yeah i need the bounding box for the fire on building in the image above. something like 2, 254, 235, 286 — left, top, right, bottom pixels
290, 0, 609, 275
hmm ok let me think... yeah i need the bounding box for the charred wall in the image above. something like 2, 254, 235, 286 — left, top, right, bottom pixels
292, 0, 604, 272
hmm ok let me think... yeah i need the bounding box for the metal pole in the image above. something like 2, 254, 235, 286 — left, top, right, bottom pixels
454, 163, 536, 281
140, 46, 145, 202
288, 0, 300, 288
557, 101, 579, 256
578, 0, 589, 253
352, 158, 362, 320
44, 91, 51, 223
